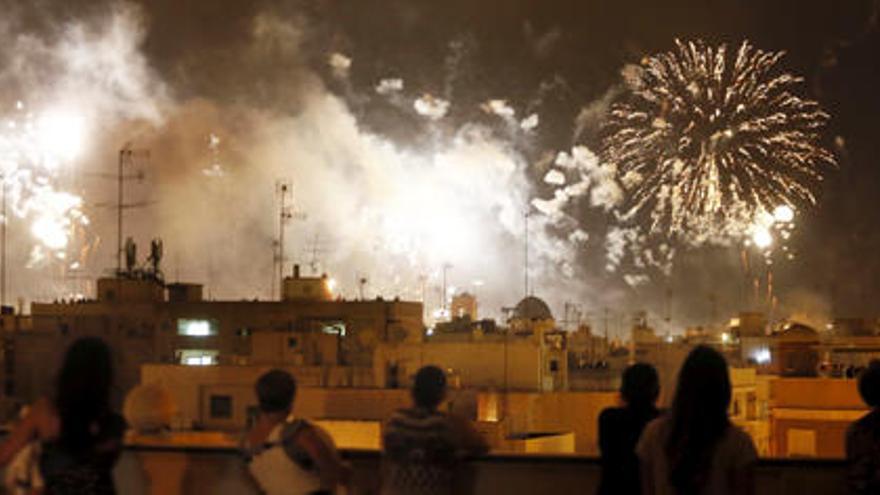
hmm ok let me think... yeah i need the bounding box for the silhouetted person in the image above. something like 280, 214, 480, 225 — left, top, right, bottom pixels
244, 369, 350, 495
846, 360, 880, 494
382, 365, 488, 495
637, 346, 757, 495
0, 337, 126, 494
597, 363, 661, 495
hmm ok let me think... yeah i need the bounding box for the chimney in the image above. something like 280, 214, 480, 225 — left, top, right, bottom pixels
293, 264, 300, 279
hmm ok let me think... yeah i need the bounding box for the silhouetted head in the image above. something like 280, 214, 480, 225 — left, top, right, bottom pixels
55, 337, 114, 451
620, 363, 660, 410
672, 345, 731, 420
412, 366, 447, 410
256, 369, 297, 414
666, 345, 732, 492
858, 360, 880, 408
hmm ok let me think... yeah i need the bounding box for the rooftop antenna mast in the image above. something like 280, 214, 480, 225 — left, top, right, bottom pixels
1, 176, 6, 308
272, 180, 305, 299
524, 209, 532, 298
441, 263, 453, 316
116, 145, 149, 276
305, 231, 329, 275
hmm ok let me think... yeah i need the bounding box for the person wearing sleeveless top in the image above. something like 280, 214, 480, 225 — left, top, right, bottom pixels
0, 337, 126, 495
243, 369, 350, 495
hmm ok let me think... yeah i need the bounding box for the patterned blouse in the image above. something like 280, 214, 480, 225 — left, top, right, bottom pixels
382, 408, 463, 495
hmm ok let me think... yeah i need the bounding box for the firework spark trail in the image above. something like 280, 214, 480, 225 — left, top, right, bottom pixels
602, 39, 835, 245
0, 103, 88, 265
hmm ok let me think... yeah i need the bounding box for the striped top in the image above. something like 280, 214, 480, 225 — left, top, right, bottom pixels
382, 408, 462, 495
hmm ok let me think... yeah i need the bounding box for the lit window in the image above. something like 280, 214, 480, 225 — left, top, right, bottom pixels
751, 347, 772, 364
177, 319, 218, 336
321, 323, 346, 337
178, 349, 218, 366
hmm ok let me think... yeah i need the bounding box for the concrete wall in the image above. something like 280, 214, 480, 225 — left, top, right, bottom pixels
769, 378, 867, 457
114, 447, 850, 495
12, 297, 423, 409
502, 391, 618, 454
141, 364, 394, 429
375, 339, 565, 391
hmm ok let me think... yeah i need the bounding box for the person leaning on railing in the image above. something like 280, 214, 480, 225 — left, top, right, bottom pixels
242, 369, 351, 495
381, 365, 489, 495
597, 363, 661, 495
637, 346, 757, 495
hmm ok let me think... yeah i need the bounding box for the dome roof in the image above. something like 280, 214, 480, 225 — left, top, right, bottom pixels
776, 322, 820, 341
512, 296, 553, 321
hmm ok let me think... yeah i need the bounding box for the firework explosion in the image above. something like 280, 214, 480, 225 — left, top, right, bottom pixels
0, 102, 88, 267
602, 39, 835, 245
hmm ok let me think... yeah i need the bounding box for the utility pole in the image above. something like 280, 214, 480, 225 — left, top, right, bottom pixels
441, 263, 452, 317
603, 306, 610, 342
524, 210, 531, 298
275, 180, 291, 300
1, 176, 6, 308
117, 149, 124, 274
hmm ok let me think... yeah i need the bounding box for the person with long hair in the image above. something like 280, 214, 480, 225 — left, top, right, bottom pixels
597, 363, 661, 495
0, 337, 126, 494
637, 346, 757, 495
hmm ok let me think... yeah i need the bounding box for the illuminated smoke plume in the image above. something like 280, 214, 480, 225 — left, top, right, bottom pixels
328, 52, 352, 78
413, 94, 450, 120
0, 3, 166, 297
520, 113, 539, 131
601, 39, 835, 246
481, 99, 516, 119
375, 78, 404, 95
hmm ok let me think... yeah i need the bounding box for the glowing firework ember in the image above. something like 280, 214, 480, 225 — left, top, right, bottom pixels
602, 39, 835, 245
0, 102, 88, 264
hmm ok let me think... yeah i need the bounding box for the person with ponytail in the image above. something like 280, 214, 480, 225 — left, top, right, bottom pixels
636, 346, 757, 495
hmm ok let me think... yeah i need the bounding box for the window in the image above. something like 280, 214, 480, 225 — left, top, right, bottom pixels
288, 337, 298, 349
236, 328, 251, 337
549, 359, 559, 372
321, 322, 347, 337
210, 395, 232, 419
177, 319, 218, 336
178, 349, 219, 366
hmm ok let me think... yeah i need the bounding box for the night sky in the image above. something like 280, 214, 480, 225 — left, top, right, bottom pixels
3, 0, 879, 329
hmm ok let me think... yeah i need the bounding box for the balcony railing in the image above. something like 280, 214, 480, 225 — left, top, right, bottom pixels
116, 444, 849, 495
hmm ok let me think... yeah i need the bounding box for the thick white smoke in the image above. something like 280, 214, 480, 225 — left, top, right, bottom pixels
0, 3, 602, 321
0, 2, 167, 301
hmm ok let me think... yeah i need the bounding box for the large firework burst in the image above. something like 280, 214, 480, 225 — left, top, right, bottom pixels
602, 39, 835, 244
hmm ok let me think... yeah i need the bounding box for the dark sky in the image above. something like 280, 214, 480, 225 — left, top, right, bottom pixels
285, 0, 880, 320
136, 0, 880, 321
7, 0, 880, 324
